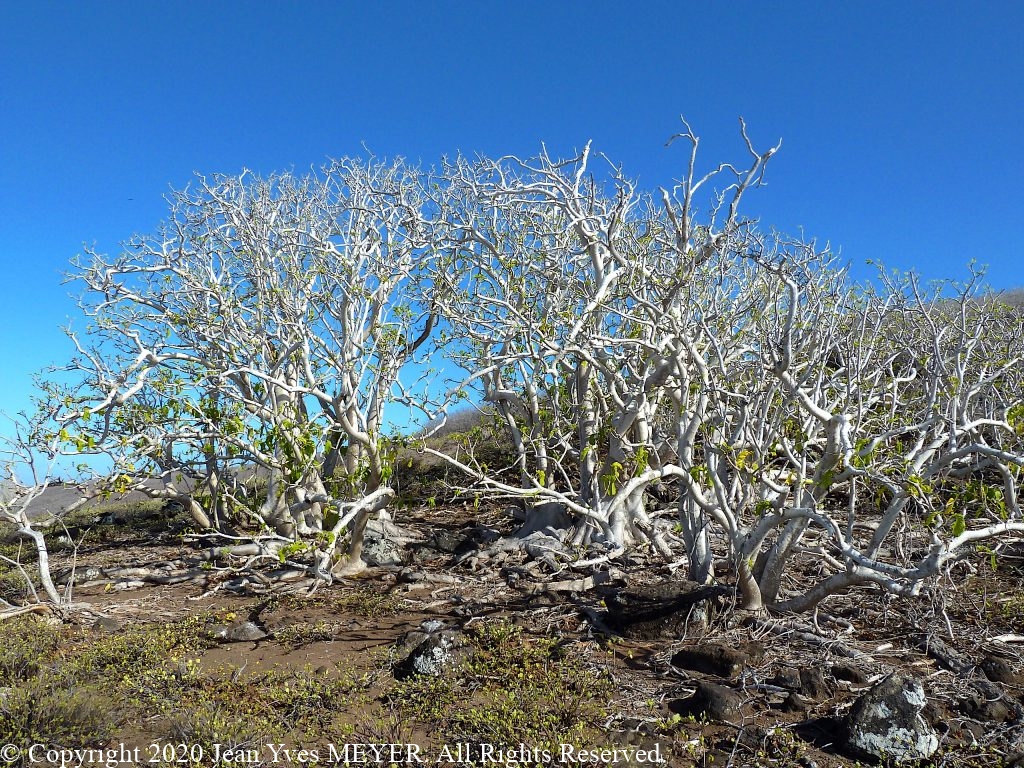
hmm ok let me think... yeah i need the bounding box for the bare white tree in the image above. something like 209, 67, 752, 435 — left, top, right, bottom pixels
429, 121, 779, 566
27, 123, 1023, 613
43, 157, 439, 577
0, 415, 86, 618
430, 123, 1024, 612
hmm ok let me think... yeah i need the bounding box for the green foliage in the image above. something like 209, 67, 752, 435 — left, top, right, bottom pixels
0, 618, 62, 685
600, 462, 623, 497
1008, 403, 1024, 435
163, 703, 275, 763
0, 678, 117, 750
273, 620, 339, 649
391, 620, 612, 749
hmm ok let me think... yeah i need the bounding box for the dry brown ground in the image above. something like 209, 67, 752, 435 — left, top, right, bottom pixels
2, 501, 1023, 767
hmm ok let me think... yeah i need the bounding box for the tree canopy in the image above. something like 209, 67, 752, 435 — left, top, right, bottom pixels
15, 121, 1024, 613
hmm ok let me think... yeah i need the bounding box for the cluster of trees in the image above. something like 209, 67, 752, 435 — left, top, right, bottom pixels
6, 121, 1024, 614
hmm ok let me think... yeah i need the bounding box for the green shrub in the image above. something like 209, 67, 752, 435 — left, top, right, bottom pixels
0, 677, 116, 750
0, 618, 61, 685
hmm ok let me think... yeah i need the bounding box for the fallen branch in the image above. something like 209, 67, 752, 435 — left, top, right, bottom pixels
523, 568, 624, 595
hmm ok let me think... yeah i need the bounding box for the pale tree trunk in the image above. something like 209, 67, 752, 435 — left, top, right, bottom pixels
16, 524, 63, 606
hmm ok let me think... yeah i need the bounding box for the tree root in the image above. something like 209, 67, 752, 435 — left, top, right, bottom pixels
0, 601, 107, 623
458, 529, 573, 571
522, 568, 625, 595
0, 603, 56, 622
748, 616, 873, 661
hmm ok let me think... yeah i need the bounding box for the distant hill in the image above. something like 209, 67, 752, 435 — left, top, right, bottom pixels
995, 287, 1024, 307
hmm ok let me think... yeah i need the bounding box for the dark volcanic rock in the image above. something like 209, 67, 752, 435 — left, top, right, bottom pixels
981, 653, 1023, 686
782, 692, 812, 713
831, 662, 870, 685
958, 678, 1022, 723
670, 641, 765, 680
915, 633, 973, 674
411, 530, 471, 564
394, 629, 469, 680
605, 580, 727, 640
769, 665, 802, 690
670, 681, 750, 725
844, 674, 938, 763
394, 619, 448, 657
799, 667, 834, 701
769, 664, 838, 699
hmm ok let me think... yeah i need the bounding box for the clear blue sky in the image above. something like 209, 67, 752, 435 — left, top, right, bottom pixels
2, 1, 1022, 435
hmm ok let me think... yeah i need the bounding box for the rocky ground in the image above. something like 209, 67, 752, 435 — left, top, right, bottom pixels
1, 499, 1023, 767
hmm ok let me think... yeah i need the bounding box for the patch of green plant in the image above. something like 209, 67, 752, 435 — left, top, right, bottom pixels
0, 676, 117, 751
0, 532, 40, 566
389, 672, 463, 723
274, 619, 340, 648
0, 617, 63, 685
982, 592, 1024, 632
0, 569, 31, 602
150, 662, 367, 753
162, 698, 281, 765
67, 614, 212, 686
275, 586, 400, 619
390, 620, 612, 751
266, 665, 364, 730
335, 586, 401, 618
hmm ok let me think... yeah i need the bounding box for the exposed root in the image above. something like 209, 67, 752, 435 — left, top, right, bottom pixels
0, 603, 55, 622
0, 601, 105, 623
331, 558, 368, 578
522, 567, 625, 595
748, 616, 872, 661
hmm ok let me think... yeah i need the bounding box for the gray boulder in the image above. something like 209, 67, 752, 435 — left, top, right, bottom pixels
394, 628, 469, 680
845, 674, 938, 763
362, 513, 412, 566
209, 620, 268, 643
362, 533, 404, 566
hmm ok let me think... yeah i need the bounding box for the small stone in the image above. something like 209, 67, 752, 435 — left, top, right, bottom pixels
770, 666, 802, 690
210, 620, 268, 643
670, 642, 764, 680
670, 682, 750, 725
430, 530, 469, 553
91, 616, 122, 633
923, 699, 952, 732
799, 667, 833, 700
845, 674, 939, 763
981, 654, 1023, 686
783, 692, 811, 713
959, 679, 1021, 723
394, 630, 469, 680
832, 662, 869, 684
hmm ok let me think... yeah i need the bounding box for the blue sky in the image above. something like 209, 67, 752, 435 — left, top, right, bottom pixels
2, 1, 1022, 439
